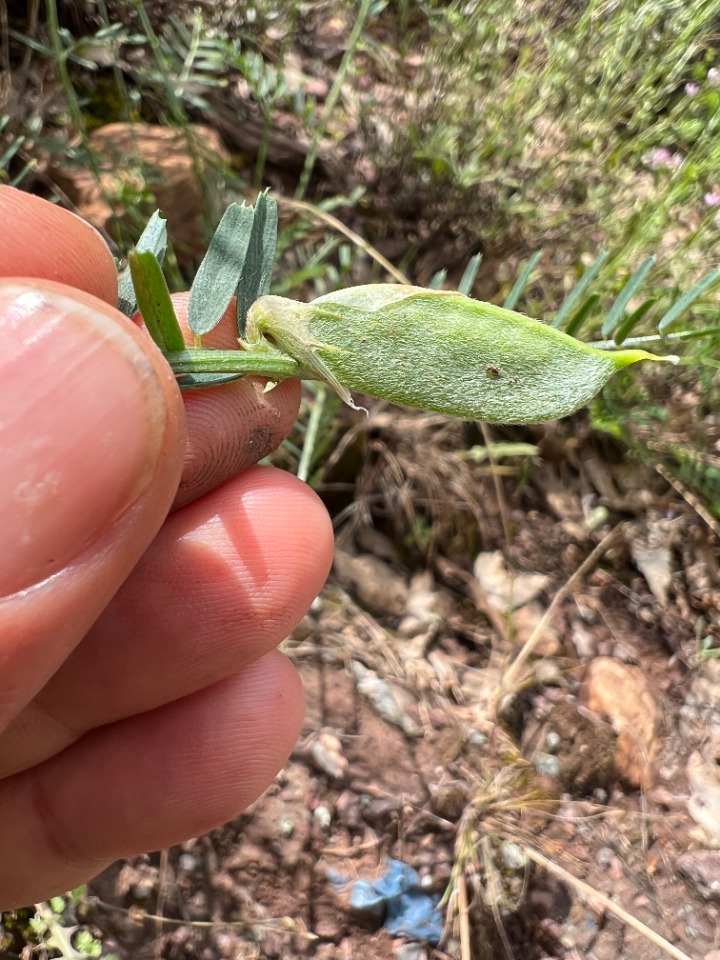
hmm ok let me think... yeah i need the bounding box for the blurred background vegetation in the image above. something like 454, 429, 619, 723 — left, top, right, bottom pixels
2, 0, 720, 564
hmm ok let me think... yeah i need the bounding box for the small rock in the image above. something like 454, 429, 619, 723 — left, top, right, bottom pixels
686, 738, 720, 844
313, 804, 332, 829
500, 841, 528, 872
308, 728, 349, 781
278, 816, 295, 838
534, 752, 561, 778
676, 850, 720, 903
335, 790, 363, 830
545, 731, 561, 753
628, 515, 680, 605
572, 623, 597, 658
430, 780, 470, 820
51, 122, 230, 266
580, 657, 659, 788
398, 571, 443, 638
473, 551, 550, 607
334, 550, 408, 616
394, 944, 428, 960
596, 847, 615, 866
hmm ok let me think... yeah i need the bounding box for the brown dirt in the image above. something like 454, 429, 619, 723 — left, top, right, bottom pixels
79, 410, 720, 960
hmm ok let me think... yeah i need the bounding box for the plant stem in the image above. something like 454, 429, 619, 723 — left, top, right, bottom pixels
295, 0, 374, 200
166, 348, 302, 380
297, 384, 327, 482
592, 325, 720, 350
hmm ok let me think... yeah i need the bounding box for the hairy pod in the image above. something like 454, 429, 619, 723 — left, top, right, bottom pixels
245, 285, 670, 423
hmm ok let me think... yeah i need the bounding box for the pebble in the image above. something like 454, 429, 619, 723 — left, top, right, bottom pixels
500, 841, 528, 872
596, 847, 615, 866
533, 752, 561, 777
545, 730, 561, 753
394, 944, 428, 960
313, 804, 332, 829
676, 849, 720, 903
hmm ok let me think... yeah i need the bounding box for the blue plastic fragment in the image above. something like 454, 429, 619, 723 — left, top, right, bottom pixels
347, 859, 443, 945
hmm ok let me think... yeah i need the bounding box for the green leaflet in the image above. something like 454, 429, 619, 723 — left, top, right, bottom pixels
245, 285, 674, 424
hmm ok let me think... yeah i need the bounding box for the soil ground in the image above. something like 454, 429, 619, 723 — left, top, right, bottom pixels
84, 413, 720, 960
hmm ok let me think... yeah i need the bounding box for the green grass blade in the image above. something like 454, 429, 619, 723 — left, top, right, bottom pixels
551, 250, 609, 330
458, 253, 482, 296
128, 250, 185, 353
117, 212, 168, 317
601, 256, 656, 338
658, 267, 720, 333
188, 201, 254, 336
429, 268, 447, 290
503, 250, 542, 310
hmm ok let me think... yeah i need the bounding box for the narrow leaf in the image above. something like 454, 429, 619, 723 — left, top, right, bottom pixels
658, 267, 720, 333
176, 372, 246, 389
429, 268, 447, 290
601, 256, 656, 338
458, 253, 482, 296
503, 250, 542, 310
188, 202, 254, 336
256, 195, 278, 298
236, 192, 279, 337
551, 250, 609, 329
564, 293, 601, 338
128, 251, 185, 353
117, 212, 168, 317
614, 298, 657, 344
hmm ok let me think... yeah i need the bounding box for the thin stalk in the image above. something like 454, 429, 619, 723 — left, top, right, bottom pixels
591, 326, 720, 350
166, 348, 302, 380
499, 524, 623, 697
33, 901, 77, 958
45, 0, 83, 133
295, 0, 374, 200
297, 384, 327, 482
523, 847, 695, 960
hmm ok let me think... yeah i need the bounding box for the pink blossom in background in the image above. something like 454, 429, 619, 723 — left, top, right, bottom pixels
708, 67, 720, 86
685, 82, 700, 96
643, 148, 684, 170
704, 192, 720, 208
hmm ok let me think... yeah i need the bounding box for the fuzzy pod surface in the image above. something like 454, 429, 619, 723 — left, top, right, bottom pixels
245, 284, 668, 423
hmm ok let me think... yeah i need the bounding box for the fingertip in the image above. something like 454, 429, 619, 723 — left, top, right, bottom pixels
174, 377, 302, 508
0, 186, 118, 305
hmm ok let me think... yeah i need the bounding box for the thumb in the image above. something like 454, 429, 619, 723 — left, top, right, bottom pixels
0, 280, 185, 732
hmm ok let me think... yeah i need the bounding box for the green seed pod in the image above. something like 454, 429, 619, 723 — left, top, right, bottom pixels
245, 285, 673, 423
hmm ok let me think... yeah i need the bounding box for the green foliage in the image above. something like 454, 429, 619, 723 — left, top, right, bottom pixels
123, 194, 720, 431
372, 0, 720, 317
19, 893, 119, 960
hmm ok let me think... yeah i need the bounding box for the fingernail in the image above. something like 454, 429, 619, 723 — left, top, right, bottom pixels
0, 283, 167, 595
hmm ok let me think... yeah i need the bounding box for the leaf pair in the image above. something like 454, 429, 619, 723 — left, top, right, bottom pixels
119, 194, 279, 388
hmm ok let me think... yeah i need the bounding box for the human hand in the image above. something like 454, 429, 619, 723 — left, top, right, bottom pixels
0, 186, 333, 908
